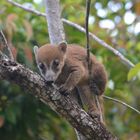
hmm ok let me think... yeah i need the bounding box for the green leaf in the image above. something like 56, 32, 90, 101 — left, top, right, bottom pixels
128, 63, 140, 81
5, 104, 19, 125
136, 42, 140, 51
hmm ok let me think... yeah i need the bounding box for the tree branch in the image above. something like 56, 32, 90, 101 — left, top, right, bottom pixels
62, 19, 134, 68
103, 95, 140, 115
7, 0, 134, 68
45, 0, 65, 44
7, 0, 46, 16
0, 30, 14, 60
0, 58, 118, 140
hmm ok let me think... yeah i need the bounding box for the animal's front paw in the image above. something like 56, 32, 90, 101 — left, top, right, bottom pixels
58, 84, 70, 96
88, 110, 100, 120
45, 81, 54, 86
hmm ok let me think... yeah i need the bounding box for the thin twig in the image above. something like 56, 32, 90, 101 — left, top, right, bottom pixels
103, 95, 140, 115
62, 19, 135, 68
7, 0, 46, 17
7, 0, 134, 68
0, 30, 14, 60
85, 0, 104, 123
85, 0, 91, 70
0, 51, 8, 60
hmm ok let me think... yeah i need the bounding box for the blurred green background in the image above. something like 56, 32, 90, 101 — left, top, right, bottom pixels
0, 0, 140, 140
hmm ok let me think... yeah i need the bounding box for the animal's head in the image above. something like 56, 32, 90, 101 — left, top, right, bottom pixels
34, 42, 67, 82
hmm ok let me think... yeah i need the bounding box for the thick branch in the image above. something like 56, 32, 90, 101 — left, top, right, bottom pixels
0, 59, 118, 140
7, 0, 134, 68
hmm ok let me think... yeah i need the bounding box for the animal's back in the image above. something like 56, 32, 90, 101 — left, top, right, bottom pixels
66, 44, 96, 67
66, 44, 107, 95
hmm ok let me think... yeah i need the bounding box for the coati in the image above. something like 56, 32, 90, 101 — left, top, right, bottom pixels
34, 42, 107, 121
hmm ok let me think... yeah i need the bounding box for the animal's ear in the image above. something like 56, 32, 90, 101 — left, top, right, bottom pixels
33, 45, 39, 61
58, 41, 67, 53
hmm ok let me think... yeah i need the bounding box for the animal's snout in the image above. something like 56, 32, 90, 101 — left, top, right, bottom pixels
45, 80, 54, 85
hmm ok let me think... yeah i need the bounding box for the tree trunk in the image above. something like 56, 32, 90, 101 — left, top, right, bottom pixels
45, 0, 65, 44
0, 59, 118, 140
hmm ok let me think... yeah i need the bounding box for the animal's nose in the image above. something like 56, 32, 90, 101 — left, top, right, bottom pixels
45, 80, 54, 85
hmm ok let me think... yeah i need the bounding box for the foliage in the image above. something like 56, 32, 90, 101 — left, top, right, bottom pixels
0, 0, 140, 140
128, 63, 140, 81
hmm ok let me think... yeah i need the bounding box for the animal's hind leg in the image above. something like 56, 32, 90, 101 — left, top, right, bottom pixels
78, 85, 101, 120
90, 62, 107, 96
69, 87, 83, 108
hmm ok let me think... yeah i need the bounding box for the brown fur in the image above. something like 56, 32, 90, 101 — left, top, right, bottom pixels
34, 42, 107, 122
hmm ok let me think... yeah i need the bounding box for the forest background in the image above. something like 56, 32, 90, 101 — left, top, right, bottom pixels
0, 0, 140, 140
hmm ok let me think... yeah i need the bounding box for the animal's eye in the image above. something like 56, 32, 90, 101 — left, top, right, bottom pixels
53, 59, 59, 66
38, 63, 45, 70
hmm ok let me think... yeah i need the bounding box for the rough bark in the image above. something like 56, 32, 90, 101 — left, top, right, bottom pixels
45, 0, 65, 44
0, 59, 118, 140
